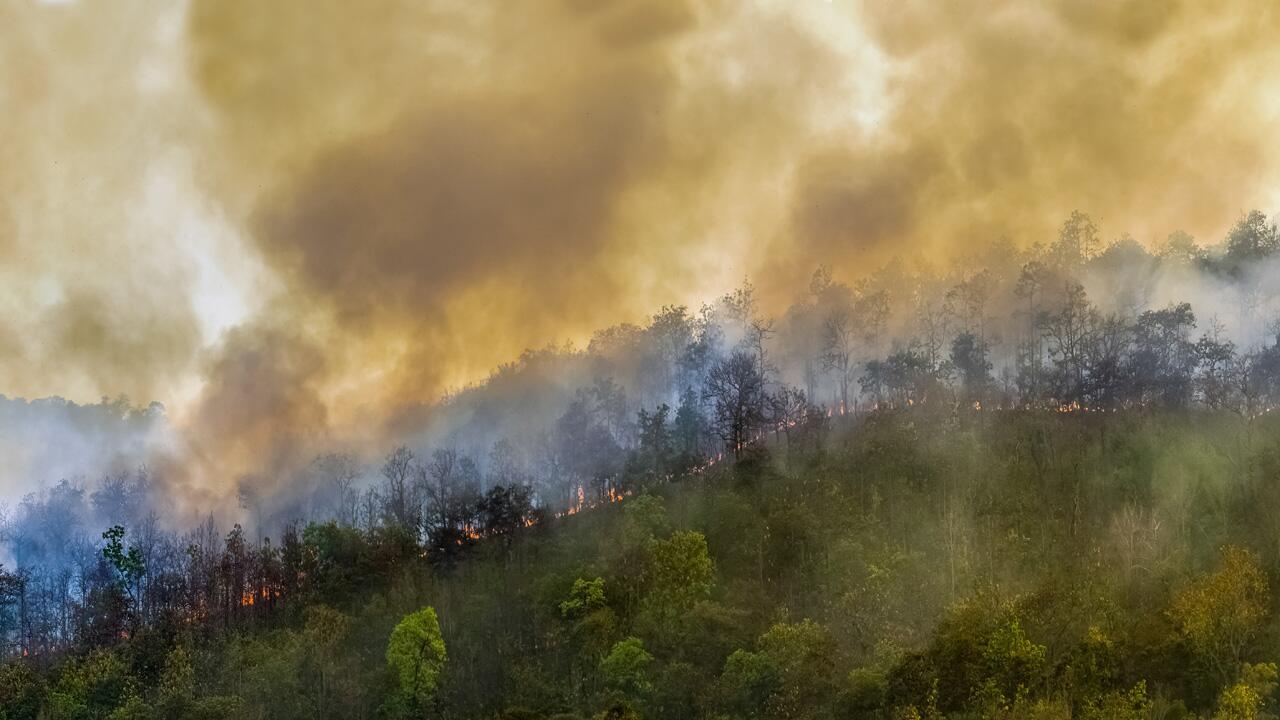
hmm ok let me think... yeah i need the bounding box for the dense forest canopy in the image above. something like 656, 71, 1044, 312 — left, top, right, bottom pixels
3, 212, 1280, 718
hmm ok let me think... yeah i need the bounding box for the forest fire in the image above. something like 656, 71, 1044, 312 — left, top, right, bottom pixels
556, 483, 630, 518
9, 0, 1280, 715
240, 586, 280, 607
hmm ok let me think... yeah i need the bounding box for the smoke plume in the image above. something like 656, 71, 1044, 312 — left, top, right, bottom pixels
2, 0, 1280, 513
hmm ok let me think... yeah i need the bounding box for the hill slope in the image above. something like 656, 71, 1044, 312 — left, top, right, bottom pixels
5, 408, 1280, 719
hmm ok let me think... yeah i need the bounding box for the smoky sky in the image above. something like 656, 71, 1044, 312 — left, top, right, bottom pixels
3, 0, 1280, 505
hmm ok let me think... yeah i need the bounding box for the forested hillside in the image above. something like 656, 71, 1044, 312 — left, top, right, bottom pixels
5, 409, 1280, 719
14, 0, 1280, 715
4, 211, 1280, 718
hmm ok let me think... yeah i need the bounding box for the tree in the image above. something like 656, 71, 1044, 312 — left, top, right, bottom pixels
1084, 313, 1130, 408
1224, 210, 1279, 266
975, 620, 1047, 712
303, 605, 353, 719
644, 531, 714, 621
561, 578, 607, 619
634, 404, 674, 482
1212, 662, 1278, 720
704, 351, 766, 458
1079, 682, 1151, 720
380, 446, 420, 531
1160, 230, 1204, 264
622, 494, 671, 551
714, 621, 841, 719
0, 661, 43, 720
42, 649, 133, 719
950, 333, 992, 404
561, 577, 618, 681
757, 619, 841, 718
861, 350, 936, 407
479, 483, 535, 541
1169, 546, 1270, 684
1130, 302, 1197, 408
1015, 261, 1052, 399
634, 305, 695, 402
1051, 210, 1100, 266
856, 290, 891, 357
913, 296, 950, 377
488, 438, 528, 487
425, 447, 459, 531
1039, 282, 1095, 404
672, 387, 705, 460
820, 290, 888, 413
722, 281, 758, 331
101, 525, 145, 609
747, 317, 778, 393
557, 391, 624, 503
90, 468, 150, 527
601, 637, 653, 697
822, 309, 856, 412
386, 606, 447, 712
311, 453, 360, 526
1196, 323, 1239, 409
767, 385, 809, 450
156, 645, 195, 716
716, 649, 780, 718
946, 271, 992, 342
0, 564, 24, 657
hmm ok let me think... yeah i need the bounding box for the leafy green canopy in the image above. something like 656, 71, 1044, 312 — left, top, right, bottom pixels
386, 606, 447, 710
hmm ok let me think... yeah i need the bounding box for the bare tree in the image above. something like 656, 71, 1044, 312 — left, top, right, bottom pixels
945, 270, 992, 343
380, 446, 420, 531
822, 309, 855, 412
1040, 282, 1096, 403
1015, 261, 1051, 398
424, 447, 459, 538
704, 350, 766, 458
313, 453, 360, 526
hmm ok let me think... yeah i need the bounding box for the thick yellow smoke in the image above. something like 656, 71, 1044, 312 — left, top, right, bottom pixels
3, 0, 1280, 503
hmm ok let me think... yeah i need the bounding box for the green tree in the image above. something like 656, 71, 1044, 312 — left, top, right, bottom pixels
975, 619, 1047, 710
1062, 626, 1120, 711
1078, 682, 1151, 720
601, 637, 653, 697
1212, 663, 1278, 720
154, 645, 195, 717
303, 605, 354, 719
386, 606, 447, 712
219, 632, 307, 716
561, 578, 607, 619
622, 495, 670, 549
561, 577, 618, 668
715, 621, 840, 719
42, 650, 134, 720
0, 662, 43, 720
1169, 547, 1270, 683
758, 620, 840, 719
644, 531, 714, 619
841, 668, 889, 716
102, 525, 145, 606
716, 649, 780, 719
